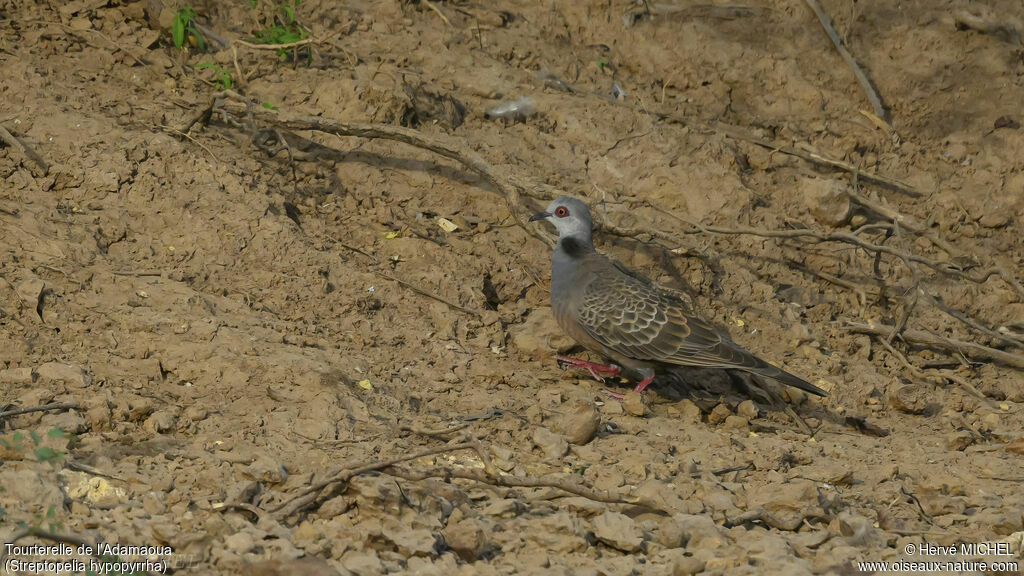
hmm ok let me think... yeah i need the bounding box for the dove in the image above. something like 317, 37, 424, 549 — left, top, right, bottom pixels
530, 196, 826, 397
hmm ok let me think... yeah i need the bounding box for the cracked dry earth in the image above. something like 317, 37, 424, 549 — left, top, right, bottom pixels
2, 0, 1024, 575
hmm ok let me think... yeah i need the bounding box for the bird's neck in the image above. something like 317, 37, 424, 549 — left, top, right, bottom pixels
557, 235, 595, 258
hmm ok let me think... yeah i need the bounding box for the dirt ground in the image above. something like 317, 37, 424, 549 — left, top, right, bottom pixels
2, 0, 1023, 574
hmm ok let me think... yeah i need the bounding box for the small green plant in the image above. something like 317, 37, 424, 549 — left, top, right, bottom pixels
261, 101, 278, 110
0, 426, 71, 462
171, 6, 206, 51
196, 62, 233, 89
249, 0, 310, 62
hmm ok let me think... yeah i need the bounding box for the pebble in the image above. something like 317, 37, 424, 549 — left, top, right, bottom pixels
675, 399, 702, 423
443, 515, 488, 561
979, 210, 1011, 228
43, 411, 88, 434
889, 384, 926, 414
672, 555, 707, 575
670, 514, 725, 548
533, 427, 569, 459
225, 531, 256, 554
15, 272, 44, 309
946, 430, 975, 451
85, 400, 112, 431
382, 520, 437, 556
708, 403, 731, 425
247, 456, 289, 484
0, 367, 33, 384
736, 400, 758, 420
36, 362, 91, 387
144, 410, 177, 434
552, 401, 601, 445
801, 178, 851, 226
622, 392, 647, 417
722, 415, 749, 429
591, 511, 644, 552
183, 404, 209, 423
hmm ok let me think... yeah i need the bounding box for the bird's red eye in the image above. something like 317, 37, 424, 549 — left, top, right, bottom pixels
555, 206, 569, 218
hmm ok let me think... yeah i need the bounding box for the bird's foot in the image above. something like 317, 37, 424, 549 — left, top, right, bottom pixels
554, 355, 621, 382
602, 388, 626, 402
633, 373, 656, 394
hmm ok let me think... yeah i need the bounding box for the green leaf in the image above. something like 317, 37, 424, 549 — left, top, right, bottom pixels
47, 427, 66, 439
29, 430, 41, 446
172, 16, 186, 48
190, 25, 206, 51
34, 446, 64, 461
262, 101, 278, 110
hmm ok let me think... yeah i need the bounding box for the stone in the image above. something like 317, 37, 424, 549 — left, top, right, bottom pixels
802, 178, 851, 227
670, 514, 726, 548
708, 403, 731, 425
946, 430, 975, 451
672, 555, 706, 575
736, 400, 758, 420
622, 391, 647, 417
224, 531, 255, 554
746, 479, 819, 531
36, 362, 91, 386
723, 415, 749, 429
144, 410, 177, 434
382, 520, 438, 556
247, 456, 289, 484
552, 401, 601, 445
675, 399, 702, 423
443, 516, 489, 561
889, 384, 926, 414
42, 411, 88, 434
0, 367, 33, 384
15, 272, 44, 310
591, 511, 644, 552
533, 427, 569, 459
509, 312, 574, 359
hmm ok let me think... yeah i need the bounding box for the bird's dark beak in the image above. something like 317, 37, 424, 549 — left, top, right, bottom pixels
529, 211, 551, 222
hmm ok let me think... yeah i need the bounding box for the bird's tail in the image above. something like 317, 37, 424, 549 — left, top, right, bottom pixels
746, 360, 827, 397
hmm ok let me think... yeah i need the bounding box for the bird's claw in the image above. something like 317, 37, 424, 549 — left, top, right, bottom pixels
554, 355, 621, 383
601, 388, 626, 402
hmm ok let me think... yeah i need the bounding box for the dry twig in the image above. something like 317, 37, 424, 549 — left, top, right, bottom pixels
269, 440, 652, 522
378, 273, 480, 317
422, 0, 452, 27
192, 92, 556, 243
0, 124, 49, 177
803, 0, 887, 120
540, 72, 916, 196
0, 402, 80, 419
847, 322, 1024, 369
270, 442, 480, 518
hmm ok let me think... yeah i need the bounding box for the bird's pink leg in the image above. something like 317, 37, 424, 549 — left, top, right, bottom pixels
603, 374, 653, 402
602, 388, 626, 401
554, 355, 621, 382
633, 372, 656, 393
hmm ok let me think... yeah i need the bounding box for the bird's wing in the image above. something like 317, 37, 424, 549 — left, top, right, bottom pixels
572, 255, 826, 395
574, 259, 736, 367
577, 260, 720, 362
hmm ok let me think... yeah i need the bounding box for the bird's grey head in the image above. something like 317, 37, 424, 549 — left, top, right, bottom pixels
529, 196, 594, 245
